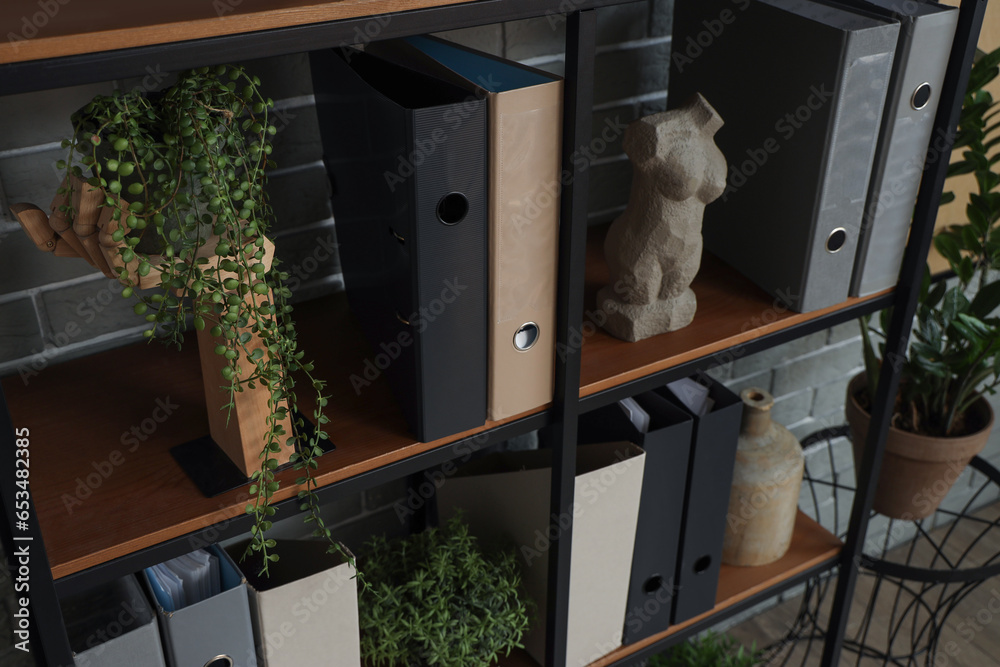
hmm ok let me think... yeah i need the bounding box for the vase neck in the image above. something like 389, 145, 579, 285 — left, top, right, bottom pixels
740, 387, 775, 437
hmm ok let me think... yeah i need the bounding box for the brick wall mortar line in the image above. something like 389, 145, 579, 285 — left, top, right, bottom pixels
0, 141, 63, 160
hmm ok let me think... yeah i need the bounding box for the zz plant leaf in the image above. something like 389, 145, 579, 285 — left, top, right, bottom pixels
61, 65, 351, 578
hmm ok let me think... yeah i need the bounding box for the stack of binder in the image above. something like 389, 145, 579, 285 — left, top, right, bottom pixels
311, 37, 563, 441
671, 0, 956, 312
578, 392, 693, 644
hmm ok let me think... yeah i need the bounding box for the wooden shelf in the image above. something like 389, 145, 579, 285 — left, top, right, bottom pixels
0, 293, 542, 580
0, 0, 475, 65
0, 229, 873, 582
585, 511, 843, 667
579, 224, 890, 398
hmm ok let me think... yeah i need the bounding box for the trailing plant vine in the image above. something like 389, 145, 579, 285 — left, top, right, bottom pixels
59, 64, 348, 577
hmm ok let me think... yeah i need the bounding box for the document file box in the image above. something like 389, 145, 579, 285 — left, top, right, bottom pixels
579, 392, 693, 643
842, 0, 959, 296
229, 540, 361, 667
142, 545, 255, 667
60, 574, 166, 667
671, 0, 899, 312
658, 376, 743, 623
437, 441, 645, 667
370, 35, 563, 421
310, 47, 488, 442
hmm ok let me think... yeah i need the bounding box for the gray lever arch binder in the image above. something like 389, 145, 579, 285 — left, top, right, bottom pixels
310, 47, 488, 443
142, 545, 256, 667
671, 0, 900, 312
841, 0, 959, 296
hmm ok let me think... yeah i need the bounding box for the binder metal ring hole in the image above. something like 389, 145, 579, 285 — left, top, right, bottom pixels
693, 555, 712, 574
389, 227, 405, 244
826, 228, 847, 253
204, 657, 233, 667
513, 322, 539, 351
911, 83, 932, 110
437, 192, 469, 225
643, 575, 664, 595
396, 311, 411, 326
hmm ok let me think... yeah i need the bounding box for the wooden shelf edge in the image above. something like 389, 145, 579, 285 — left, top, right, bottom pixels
579, 223, 892, 401
584, 511, 842, 667
0, 0, 475, 65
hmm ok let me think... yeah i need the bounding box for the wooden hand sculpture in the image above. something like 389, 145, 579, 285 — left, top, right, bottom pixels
597, 94, 727, 342
9, 175, 274, 291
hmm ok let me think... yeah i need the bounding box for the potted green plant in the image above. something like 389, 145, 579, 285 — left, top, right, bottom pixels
649, 631, 764, 667
10, 64, 344, 575
358, 514, 531, 667
850, 46, 1000, 519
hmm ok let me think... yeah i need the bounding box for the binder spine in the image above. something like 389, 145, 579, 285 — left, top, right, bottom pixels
802, 25, 897, 311
488, 85, 562, 420
410, 105, 488, 439
851, 9, 958, 296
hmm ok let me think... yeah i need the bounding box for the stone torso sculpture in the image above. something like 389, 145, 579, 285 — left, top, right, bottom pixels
598, 94, 727, 342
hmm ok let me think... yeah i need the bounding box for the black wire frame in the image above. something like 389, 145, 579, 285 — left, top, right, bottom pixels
767, 427, 1000, 667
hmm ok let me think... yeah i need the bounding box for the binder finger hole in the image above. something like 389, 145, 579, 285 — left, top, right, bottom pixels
203, 657, 233, 667
437, 192, 469, 225
826, 228, 847, 254
513, 322, 539, 351
693, 555, 712, 574
643, 575, 664, 595
911, 83, 932, 110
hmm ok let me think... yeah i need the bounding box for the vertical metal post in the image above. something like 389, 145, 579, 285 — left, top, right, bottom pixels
820, 1, 989, 664
0, 385, 73, 666
546, 8, 596, 667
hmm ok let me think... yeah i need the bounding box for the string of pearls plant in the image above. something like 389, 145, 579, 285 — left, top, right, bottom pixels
60, 64, 348, 577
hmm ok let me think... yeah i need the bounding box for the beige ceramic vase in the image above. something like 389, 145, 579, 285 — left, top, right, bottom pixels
722, 388, 805, 567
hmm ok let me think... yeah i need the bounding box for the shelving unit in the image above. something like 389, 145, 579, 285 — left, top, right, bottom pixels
0, 1, 990, 666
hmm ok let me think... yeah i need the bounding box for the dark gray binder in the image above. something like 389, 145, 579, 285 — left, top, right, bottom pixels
310, 48, 488, 442
657, 376, 743, 623
842, 0, 959, 296
579, 392, 693, 643
671, 0, 899, 312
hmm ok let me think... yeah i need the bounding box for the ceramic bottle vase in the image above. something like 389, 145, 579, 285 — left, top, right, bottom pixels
722, 388, 805, 566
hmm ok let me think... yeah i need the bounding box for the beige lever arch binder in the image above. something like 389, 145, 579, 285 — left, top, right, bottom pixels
369, 36, 563, 420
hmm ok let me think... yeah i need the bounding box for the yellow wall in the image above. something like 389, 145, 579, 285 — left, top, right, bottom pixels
929, 1, 1000, 274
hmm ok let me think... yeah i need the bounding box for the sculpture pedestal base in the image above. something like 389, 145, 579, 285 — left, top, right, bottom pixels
597, 286, 697, 343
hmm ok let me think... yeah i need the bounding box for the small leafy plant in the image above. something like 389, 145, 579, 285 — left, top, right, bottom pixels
359, 515, 531, 667
649, 631, 764, 667
859, 46, 1000, 437
59, 65, 343, 575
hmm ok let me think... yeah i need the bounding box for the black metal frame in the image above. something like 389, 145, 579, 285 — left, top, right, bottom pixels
820, 2, 989, 664
0, 0, 991, 665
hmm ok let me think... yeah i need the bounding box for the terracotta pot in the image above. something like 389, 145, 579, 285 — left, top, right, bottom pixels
845, 373, 994, 520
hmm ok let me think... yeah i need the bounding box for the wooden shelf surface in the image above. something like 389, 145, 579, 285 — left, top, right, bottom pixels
585, 511, 842, 667
580, 224, 889, 398
0, 0, 475, 65
1, 293, 538, 580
